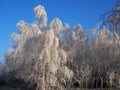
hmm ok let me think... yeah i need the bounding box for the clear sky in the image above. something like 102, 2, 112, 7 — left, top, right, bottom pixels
0, 0, 116, 60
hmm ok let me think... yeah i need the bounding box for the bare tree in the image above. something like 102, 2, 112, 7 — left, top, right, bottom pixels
101, 0, 120, 34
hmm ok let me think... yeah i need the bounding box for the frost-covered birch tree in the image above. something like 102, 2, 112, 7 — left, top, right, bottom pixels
3, 4, 120, 90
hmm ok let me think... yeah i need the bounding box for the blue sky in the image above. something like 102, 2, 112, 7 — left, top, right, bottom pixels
0, 0, 115, 60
